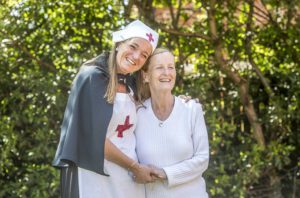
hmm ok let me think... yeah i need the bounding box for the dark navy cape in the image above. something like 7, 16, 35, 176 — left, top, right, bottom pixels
52, 52, 135, 176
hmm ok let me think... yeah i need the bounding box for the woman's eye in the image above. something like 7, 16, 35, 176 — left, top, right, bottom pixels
129, 45, 136, 49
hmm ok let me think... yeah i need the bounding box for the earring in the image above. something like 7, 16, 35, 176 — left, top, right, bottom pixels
116, 47, 119, 51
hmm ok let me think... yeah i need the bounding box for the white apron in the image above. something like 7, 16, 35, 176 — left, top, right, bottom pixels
78, 92, 145, 198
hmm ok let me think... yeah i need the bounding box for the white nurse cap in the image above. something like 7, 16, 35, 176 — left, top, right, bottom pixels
112, 20, 159, 53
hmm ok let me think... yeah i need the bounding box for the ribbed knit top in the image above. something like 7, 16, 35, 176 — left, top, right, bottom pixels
135, 96, 209, 198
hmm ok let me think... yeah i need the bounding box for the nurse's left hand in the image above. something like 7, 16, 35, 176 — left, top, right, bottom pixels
131, 163, 155, 183
148, 164, 167, 180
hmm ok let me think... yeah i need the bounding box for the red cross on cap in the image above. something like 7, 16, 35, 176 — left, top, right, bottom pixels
146, 33, 154, 42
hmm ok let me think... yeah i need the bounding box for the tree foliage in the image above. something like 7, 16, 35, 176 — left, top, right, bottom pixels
0, 0, 299, 197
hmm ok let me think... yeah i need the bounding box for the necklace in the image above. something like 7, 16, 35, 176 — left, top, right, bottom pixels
152, 96, 175, 127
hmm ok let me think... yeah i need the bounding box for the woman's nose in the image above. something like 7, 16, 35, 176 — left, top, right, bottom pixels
132, 51, 140, 60
162, 67, 169, 74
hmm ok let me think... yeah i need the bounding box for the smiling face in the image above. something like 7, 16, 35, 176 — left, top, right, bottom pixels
143, 51, 176, 93
116, 38, 152, 75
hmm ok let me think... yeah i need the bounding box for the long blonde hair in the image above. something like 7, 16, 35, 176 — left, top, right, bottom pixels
136, 47, 173, 101
104, 43, 118, 104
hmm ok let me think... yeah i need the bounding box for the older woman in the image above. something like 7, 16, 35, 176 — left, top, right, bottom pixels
135, 48, 209, 198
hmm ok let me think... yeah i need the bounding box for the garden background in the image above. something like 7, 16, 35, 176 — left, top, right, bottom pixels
0, 0, 299, 197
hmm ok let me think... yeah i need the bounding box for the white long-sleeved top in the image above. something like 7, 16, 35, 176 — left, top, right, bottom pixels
135, 96, 209, 198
